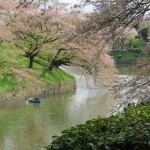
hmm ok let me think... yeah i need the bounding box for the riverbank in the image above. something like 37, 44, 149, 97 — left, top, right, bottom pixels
0, 42, 76, 105
0, 76, 76, 105
48, 101, 150, 150
0, 78, 116, 150
109, 74, 150, 115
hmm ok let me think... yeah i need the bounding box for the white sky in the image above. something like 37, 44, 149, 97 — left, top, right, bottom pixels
59, 0, 94, 12
59, 0, 78, 4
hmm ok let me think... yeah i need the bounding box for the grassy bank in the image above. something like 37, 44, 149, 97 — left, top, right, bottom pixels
47, 102, 150, 150
109, 50, 150, 75
116, 66, 139, 75
0, 42, 75, 103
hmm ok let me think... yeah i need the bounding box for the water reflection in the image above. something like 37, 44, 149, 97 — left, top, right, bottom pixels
0, 75, 117, 150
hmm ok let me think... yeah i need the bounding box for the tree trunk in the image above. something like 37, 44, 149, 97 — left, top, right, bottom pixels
48, 62, 55, 71
48, 60, 60, 71
48, 65, 53, 71
29, 56, 34, 68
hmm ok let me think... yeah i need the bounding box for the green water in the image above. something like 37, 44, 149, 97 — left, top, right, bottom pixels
0, 76, 116, 150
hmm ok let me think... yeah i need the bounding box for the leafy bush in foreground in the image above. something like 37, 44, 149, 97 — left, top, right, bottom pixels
47, 102, 150, 150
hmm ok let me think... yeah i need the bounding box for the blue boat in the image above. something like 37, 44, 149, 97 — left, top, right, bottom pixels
26, 98, 42, 103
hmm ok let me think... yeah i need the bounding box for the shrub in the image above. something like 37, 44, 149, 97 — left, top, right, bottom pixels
134, 54, 139, 58
128, 48, 142, 53
117, 55, 122, 59
140, 27, 149, 42
125, 38, 146, 52
47, 102, 150, 150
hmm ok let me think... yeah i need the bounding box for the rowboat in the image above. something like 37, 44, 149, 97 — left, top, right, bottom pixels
26, 98, 42, 103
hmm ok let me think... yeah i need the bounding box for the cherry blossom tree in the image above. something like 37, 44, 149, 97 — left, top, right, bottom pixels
1, 0, 149, 90
0, 0, 15, 43
0, 0, 77, 69
13, 13, 61, 68
67, 0, 150, 107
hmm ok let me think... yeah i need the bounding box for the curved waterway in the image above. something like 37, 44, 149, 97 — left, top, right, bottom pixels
0, 75, 117, 150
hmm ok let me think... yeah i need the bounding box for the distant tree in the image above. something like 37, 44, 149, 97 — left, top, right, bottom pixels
112, 27, 138, 51
124, 37, 146, 53
140, 27, 149, 42
72, 0, 150, 103
62, 0, 150, 84
76, 0, 150, 49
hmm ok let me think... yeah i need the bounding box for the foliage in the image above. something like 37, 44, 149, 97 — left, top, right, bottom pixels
129, 48, 142, 54
82, 0, 150, 29
110, 51, 139, 60
124, 38, 146, 52
0, 0, 149, 98
138, 20, 150, 37
73, 0, 150, 85
47, 102, 150, 150
140, 27, 149, 42
0, 41, 74, 92
49, 48, 76, 70
117, 55, 122, 59
0, 0, 79, 70
13, 13, 60, 68
112, 36, 126, 51
0, 0, 118, 83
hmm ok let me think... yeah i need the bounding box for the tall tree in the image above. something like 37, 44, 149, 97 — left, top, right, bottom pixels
12, 13, 60, 68
68, 0, 150, 104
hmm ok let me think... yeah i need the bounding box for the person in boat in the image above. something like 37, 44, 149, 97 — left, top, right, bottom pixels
34, 96, 40, 101
29, 97, 33, 101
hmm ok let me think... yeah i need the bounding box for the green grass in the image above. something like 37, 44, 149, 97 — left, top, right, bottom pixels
110, 50, 150, 75
0, 42, 75, 92
117, 66, 140, 75
110, 51, 150, 61
110, 51, 140, 60
38, 67, 74, 84
17, 56, 29, 68
0, 43, 20, 68
0, 74, 18, 90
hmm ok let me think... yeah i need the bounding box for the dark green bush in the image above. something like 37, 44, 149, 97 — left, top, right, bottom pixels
128, 48, 142, 53
125, 38, 146, 53
47, 102, 150, 150
134, 54, 139, 58
140, 27, 149, 42
117, 55, 122, 59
